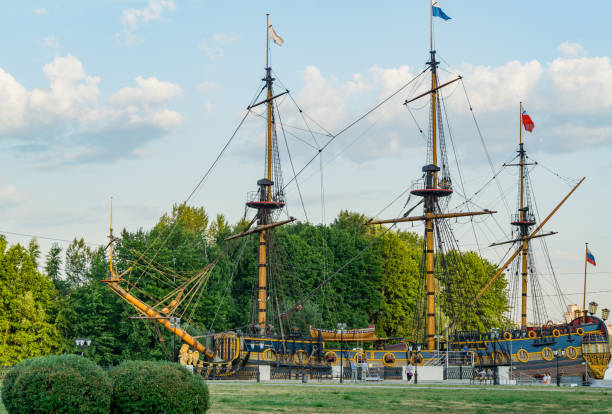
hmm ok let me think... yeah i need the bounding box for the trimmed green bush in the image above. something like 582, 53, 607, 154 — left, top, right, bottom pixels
109, 360, 209, 414
1, 354, 111, 414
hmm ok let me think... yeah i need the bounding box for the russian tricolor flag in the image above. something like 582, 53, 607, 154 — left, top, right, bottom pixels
432, 0, 451, 20
586, 248, 596, 266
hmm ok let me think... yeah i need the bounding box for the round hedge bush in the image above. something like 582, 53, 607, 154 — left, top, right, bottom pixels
109, 360, 209, 414
1, 354, 112, 414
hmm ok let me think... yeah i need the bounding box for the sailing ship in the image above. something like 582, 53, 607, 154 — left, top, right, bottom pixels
102, 4, 611, 382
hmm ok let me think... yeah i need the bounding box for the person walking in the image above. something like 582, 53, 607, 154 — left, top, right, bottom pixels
407, 363, 414, 384
360, 360, 368, 382
350, 360, 358, 383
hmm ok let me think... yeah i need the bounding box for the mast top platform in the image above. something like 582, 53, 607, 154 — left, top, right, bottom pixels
410, 164, 453, 198
257, 178, 274, 186
410, 188, 453, 198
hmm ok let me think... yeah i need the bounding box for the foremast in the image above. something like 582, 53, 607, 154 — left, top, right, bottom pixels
245, 14, 288, 334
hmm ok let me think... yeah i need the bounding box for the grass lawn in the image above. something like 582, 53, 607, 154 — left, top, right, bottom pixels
207, 382, 612, 414
1, 382, 609, 413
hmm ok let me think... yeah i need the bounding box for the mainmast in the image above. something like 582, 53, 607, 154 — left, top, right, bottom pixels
368, 1, 495, 350
425, 1, 439, 351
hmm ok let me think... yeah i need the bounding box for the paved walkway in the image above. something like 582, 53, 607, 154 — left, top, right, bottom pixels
208, 381, 606, 392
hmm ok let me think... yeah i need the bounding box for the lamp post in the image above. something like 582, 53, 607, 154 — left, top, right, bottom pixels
337, 323, 346, 383
170, 317, 181, 362
415, 345, 421, 384
554, 349, 565, 387
75, 338, 92, 356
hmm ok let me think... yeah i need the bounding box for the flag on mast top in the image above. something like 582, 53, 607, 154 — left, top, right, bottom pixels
432, 0, 451, 20
522, 107, 535, 132
268, 24, 284, 46
586, 248, 596, 266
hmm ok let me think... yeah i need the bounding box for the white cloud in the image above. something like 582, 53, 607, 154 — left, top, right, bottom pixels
370, 65, 414, 97
0, 54, 183, 165
0, 69, 28, 132
212, 33, 238, 44
132, 148, 148, 157
548, 55, 612, 112
197, 81, 218, 93
33, 8, 48, 16
149, 108, 182, 129
110, 76, 182, 108
0, 184, 28, 205
549, 124, 612, 152
203, 100, 212, 115
42, 36, 60, 49
344, 73, 369, 93
117, 0, 176, 45
459, 60, 543, 112
296, 66, 347, 131
29, 55, 101, 123
288, 42, 612, 162
557, 42, 586, 58
198, 32, 238, 61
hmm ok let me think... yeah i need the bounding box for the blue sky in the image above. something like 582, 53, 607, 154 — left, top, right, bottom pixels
1, 1, 611, 324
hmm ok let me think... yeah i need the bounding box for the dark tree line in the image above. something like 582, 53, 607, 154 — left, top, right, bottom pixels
0, 207, 508, 365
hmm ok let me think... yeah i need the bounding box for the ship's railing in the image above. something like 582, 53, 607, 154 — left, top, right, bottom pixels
246, 190, 285, 205
511, 212, 536, 223
270, 365, 333, 382
335, 366, 402, 381
423, 351, 474, 367
444, 366, 474, 380
368, 367, 403, 380
197, 365, 258, 381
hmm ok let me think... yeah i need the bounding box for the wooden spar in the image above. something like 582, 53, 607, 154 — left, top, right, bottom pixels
488, 231, 557, 247
224, 217, 296, 241
504, 162, 537, 167
470, 176, 586, 306
102, 200, 214, 359
403, 76, 462, 106
367, 210, 496, 225
105, 281, 214, 358
247, 90, 289, 110
260, 13, 273, 330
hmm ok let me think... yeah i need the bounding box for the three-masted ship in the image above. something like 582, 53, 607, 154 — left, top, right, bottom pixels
102, 4, 610, 382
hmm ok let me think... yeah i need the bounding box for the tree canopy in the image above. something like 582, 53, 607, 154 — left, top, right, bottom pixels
0, 207, 508, 364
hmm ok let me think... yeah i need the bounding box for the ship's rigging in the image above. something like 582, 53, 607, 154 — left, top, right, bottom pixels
101, 7, 587, 365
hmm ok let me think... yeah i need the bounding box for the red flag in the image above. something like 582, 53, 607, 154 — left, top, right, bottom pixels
522, 109, 534, 132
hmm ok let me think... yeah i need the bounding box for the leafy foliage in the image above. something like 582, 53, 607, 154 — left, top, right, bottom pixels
0, 206, 509, 364
1, 354, 111, 414
109, 360, 209, 414
0, 236, 62, 364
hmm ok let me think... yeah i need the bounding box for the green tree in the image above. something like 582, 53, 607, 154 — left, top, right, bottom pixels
0, 236, 62, 364
45, 243, 62, 281
159, 203, 209, 235
27, 239, 41, 268
65, 238, 92, 287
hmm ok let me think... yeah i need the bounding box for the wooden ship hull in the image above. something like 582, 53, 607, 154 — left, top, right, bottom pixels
186, 315, 609, 380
